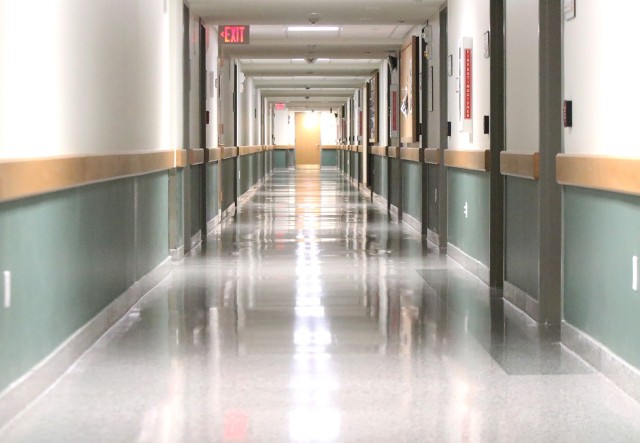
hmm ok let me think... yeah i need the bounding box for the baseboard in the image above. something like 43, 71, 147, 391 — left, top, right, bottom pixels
372, 193, 387, 208
447, 242, 490, 285
389, 204, 400, 220
504, 281, 540, 322
402, 212, 422, 234
190, 231, 202, 250
206, 213, 222, 235
170, 245, 185, 262
426, 228, 440, 248
0, 256, 172, 430
562, 321, 640, 404
221, 203, 236, 222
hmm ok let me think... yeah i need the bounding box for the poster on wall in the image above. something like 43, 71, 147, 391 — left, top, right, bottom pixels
400, 36, 419, 143
368, 73, 379, 144
459, 37, 473, 134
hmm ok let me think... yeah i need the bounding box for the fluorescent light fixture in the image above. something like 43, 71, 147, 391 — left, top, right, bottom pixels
287, 26, 340, 32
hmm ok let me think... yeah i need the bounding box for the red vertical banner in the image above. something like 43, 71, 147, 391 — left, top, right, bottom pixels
464, 48, 472, 120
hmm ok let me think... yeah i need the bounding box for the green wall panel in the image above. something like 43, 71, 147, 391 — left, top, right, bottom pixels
274, 151, 287, 169
221, 158, 235, 211
505, 176, 539, 299
389, 158, 402, 209
350, 152, 358, 180
190, 165, 202, 237
176, 169, 184, 248
447, 168, 490, 266
426, 164, 439, 232
402, 160, 422, 222
0, 172, 169, 393
564, 187, 640, 369
372, 156, 388, 199
135, 173, 170, 277
321, 150, 337, 167
206, 163, 219, 222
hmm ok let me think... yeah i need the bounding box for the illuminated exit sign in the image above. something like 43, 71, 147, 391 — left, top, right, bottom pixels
219, 25, 250, 44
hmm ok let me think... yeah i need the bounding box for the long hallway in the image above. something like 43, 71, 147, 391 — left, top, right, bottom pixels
1, 170, 639, 442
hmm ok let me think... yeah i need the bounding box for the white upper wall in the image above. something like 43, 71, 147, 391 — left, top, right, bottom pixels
273, 109, 289, 145
378, 60, 389, 147
506, 0, 539, 154
206, 25, 219, 148
564, 2, 640, 158
427, 13, 441, 149
321, 112, 338, 145
0, 0, 180, 158
447, 0, 491, 150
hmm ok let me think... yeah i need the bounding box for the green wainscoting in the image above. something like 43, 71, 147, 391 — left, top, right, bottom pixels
274, 151, 288, 169
238, 155, 251, 196
505, 176, 539, 299
221, 158, 235, 212
372, 156, 388, 199
321, 150, 337, 167
564, 187, 640, 369
350, 152, 359, 180
447, 168, 490, 267
175, 169, 184, 249
206, 162, 219, 223
190, 165, 202, 237
389, 158, 402, 210
402, 160, 422, 222
426, 164, 439, 233
0, 172, 169, 394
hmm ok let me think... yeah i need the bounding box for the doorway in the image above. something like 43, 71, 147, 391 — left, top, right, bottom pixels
295, 112, 321, 168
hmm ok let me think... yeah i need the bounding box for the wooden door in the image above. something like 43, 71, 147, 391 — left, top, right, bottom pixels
295, 112, 321, 168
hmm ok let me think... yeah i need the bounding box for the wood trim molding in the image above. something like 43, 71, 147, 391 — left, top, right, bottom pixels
423, 148, 441, 165
274, 145, 295, 151
175, 150, 187, 168
444, 149, 491, 172
387, 146, 400, 158
556, 154, 640, 196
238, 146, 263, 156
0, 150, 176, 204
500, 152, 539, 180
371, 146, 387, 157
222, 146, 238, 159
188, 149, 205, 165
320, 145, 338, 150
400, 147, 420, 162
206, 148, 222, 163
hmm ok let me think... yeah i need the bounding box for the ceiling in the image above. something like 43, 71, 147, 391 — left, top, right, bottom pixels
189, 0, 442, 111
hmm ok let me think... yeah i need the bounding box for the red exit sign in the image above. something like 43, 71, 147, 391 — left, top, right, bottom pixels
219, 25, 250, 44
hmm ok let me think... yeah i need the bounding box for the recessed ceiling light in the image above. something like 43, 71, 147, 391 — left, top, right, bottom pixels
288, 26, 340, 32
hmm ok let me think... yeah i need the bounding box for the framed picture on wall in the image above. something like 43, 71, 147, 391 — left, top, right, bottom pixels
368, 72, 379, 144
400, 36, 419, 143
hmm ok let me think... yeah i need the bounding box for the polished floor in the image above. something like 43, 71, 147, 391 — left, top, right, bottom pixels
2, 169, 640, 442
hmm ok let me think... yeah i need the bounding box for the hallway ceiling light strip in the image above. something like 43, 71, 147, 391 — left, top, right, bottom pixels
287, 26, 340, 32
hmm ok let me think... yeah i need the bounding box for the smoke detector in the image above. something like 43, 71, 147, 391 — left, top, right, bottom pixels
307, 12, 321, 24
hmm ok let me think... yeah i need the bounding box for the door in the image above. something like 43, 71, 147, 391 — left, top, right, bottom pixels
295, 112, 321, 168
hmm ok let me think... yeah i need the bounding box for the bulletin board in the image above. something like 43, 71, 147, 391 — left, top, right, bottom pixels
400, 36, 419, 143
368, 72, 379, 144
